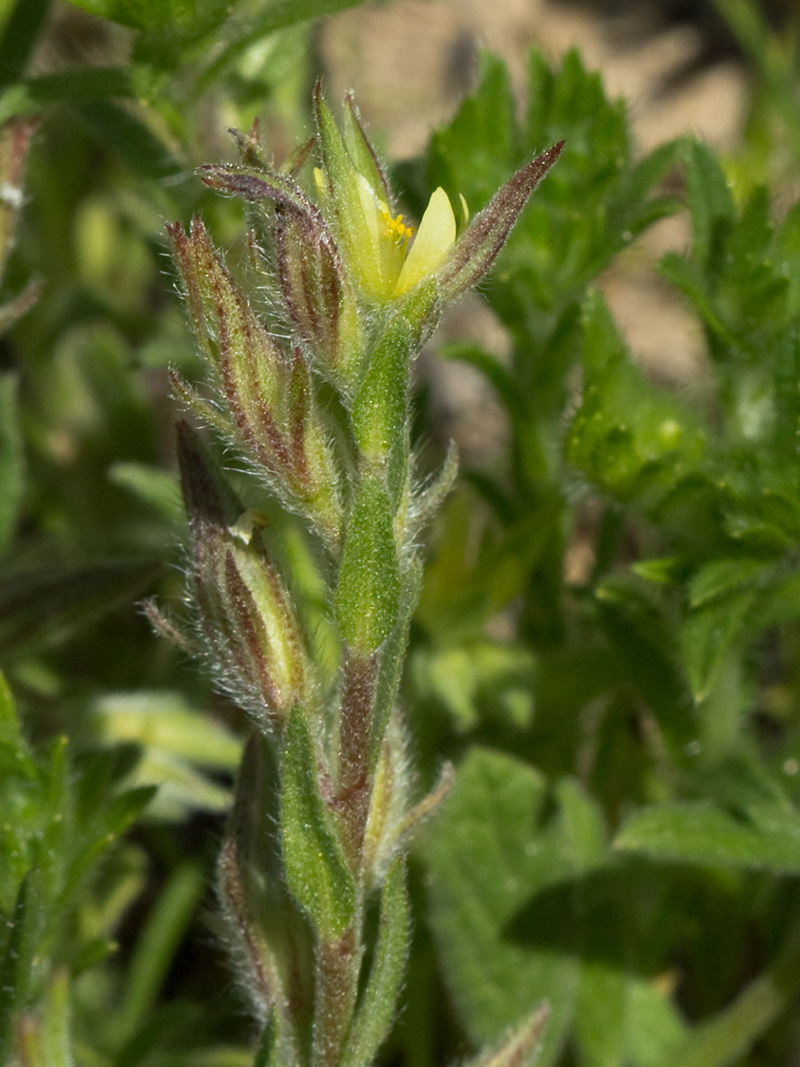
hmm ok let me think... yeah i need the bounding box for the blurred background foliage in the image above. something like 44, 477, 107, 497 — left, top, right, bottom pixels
6, 0, 800, 1064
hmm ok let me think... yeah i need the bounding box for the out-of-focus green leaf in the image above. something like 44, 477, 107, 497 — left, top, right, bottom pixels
0, 373, 23, 554
0, 68, 134, 124
418, 748, 606, 1065
566, 292, 705, 504
680, 586, 760, 701
94, 690, 242, 819
116, 863, 205, 1047
62, 0, 228, 34
0, 559, 158, 657
0, 869, 43, 1063
0, 0, 51, 90
94, 690, 241, 768
615, 800, 800, 873
71, 99, 182, 178
107, 463, 182, 524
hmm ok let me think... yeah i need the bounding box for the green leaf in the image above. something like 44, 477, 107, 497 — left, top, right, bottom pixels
441, 342, 521, 415
0, 868, 43, 1064
418, 749, 605, 1064
72, 98, 182, 178
687, 557, 772, 608
343, 857, 410, 1067
0, 670, 21, 747
427, 53, 518, 212
460, 1004, 551, 1067
335, 478, 400, 654
0, 373, 23, 554
196, 0, 378, 89
369, 557, 421, 769
281, 708, 355, 937
62, 0, 225, 32
680, 586, 760, 701
117, 864, 205, 1046
107, 462, 182, 523
683, 139, 735, 270
0, 67, 134, 124
566, 292, 705, 503
0, 0, 52, 91
649, 912, 800, 1067
0, 559, 158, 657
614, 800, 800, 873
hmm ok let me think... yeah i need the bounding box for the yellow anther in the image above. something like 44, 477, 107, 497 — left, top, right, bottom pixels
382, 210, 415, 246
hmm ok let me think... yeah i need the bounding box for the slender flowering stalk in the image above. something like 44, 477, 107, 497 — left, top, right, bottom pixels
163, 86, 561, 1067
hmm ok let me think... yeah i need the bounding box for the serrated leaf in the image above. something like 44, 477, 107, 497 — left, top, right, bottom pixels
281, 709, 355, 937
683, 139, 734, 269
680, 587, 759, 701
343, 857, 410, 1067
687, 557, 772, 609
614, 800, 800, 873
566, 293, 705, 503
428, 53, 518, 211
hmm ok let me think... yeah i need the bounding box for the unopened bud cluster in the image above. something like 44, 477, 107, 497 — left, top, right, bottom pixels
162, 85, 561, 1067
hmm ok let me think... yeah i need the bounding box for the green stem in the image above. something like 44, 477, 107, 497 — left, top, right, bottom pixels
314, 927, 361, 1067
336, 648, 379, 866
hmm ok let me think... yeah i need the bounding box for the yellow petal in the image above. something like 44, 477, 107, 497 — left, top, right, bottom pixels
394, 187, 456, 296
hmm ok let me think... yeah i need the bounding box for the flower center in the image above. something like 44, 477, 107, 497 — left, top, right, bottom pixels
382, 209, 415, 247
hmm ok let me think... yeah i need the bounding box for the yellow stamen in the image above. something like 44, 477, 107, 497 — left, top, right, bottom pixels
382, 210, 415, 246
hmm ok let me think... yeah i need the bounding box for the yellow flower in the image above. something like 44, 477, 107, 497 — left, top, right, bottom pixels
313, 92, 458, 302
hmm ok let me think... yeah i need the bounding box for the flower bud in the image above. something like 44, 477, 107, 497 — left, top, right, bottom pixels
313, 87, 458, 308
177, 422, 311, 725
273, 204, 363, 390
168, 219, 343, 548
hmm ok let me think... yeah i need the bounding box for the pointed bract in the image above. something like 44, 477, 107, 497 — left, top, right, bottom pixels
439, 142, 564, 299
461, 1004, 551, 1067
178, 423, 311, 725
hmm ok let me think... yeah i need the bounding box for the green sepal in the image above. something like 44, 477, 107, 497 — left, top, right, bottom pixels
342, 94, 391, 207
335, 477, 400, 653
0, 868, 43, 1065
281, 708, 356, 937
342, 857, 410, 1067
351, 314, 413, 467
